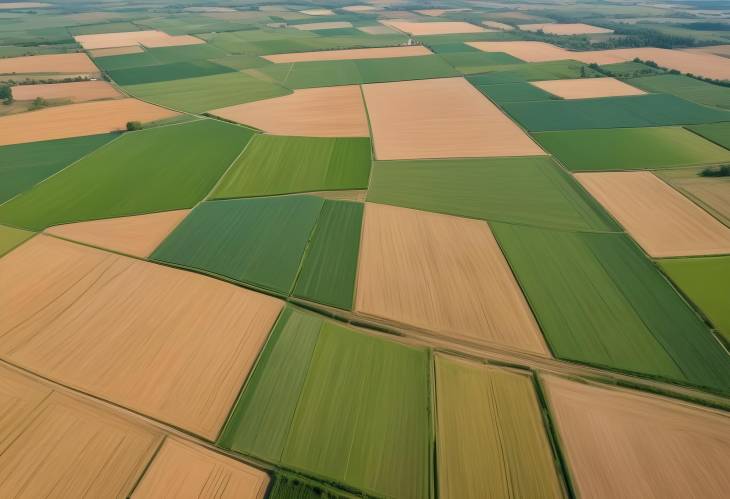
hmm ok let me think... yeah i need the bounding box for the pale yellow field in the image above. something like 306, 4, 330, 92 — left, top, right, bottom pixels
466, 40, 575, 62
362, 77, 544, 160
519, 22, 614, 35
133, 439, 269, 499
684, 44, 730, 57
531, 77, 645, 99
292, 21, 353, 31
89, 45, 145, 57
380, 20, 487, 35
210, 85, 369, 137
0, 236, 283, 439
0, 2, 49, 8
0, 98, 178, 146
342, 5, 379, 12
483, 20, 514, 30
543, 375, 730, 499
45, 210, 190, 258
416, 8, 470, 16
11, 80, 123, 102
263, 45, 431, 63
358, 25, 397, 34
576, 171, 730, 257
355, 204, 550, 355
300, 8, 335, 16
74, 30, 203, 50
0, 391, 160, 497
0, 52, 98, 74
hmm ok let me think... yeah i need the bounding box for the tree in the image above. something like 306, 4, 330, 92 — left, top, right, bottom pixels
0, 84, 12, 105
126, 121, 142, 131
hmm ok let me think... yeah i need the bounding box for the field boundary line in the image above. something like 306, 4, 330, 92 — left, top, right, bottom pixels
202, 130, 258, 202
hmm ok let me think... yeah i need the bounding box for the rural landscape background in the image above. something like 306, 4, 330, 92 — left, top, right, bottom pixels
0, 0, 729, 497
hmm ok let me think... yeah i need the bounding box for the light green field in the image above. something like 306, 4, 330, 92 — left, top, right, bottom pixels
435, 354, 563, 499
212, 135, 372, 199
0, 224, 34, 257
629, 74, 730, 110
659, 256, 730, 344
534, 127, 730, 171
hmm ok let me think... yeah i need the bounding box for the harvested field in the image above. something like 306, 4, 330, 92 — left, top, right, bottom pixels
133, 439, 269, 499
45, 209, 190, 258
263, 45, 431, 63
342, 5, 379, 12
532, 77, 644, 99
367, 157, 616, 231
212, 135, 371, 199
362, 77, 544, 160
534, 127, 730, 171
435, 355, 562, 499
74, 30, 204, 50
0, 98, 177, 146
492, 223, 730, 393
519, 23, 613, 35
0, 365, 52, 453
0, 133, 115, 204
659, 255, 730, 343
466, 41, 574, 62
596, 47, 730, 81
657, 166, 730, 226
89, 45, 144, 57
503, 94, 730, 132
0, 120, 251, 230
0, 53, 98, 74
576, 171, 730, 257
0, 235, 282, 439
152, 196, 324, 295
381, 20, 487, 35
355, 203, 549, 355
292, 21, 353, 31
0, 225, 33, 257
685, 44, 730, 57
209, 85, 368, 137
11, 80, 122, 102
543, 376, 730, 499
0, 2, 50, 7
219, 308, 431, 499
416, 8, 470, 16
300, 8, 334, 16
293, 200, 363, 310
0, 391, 160, 497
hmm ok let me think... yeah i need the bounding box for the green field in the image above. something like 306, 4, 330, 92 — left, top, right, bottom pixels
124, 71, 291, 113
435, 355, 563, 499
367, 157, 617, 231
212, 136, 372, 199
534, 127, 730, 171
471, 81, 555, 103
0, 224, 34, 257
219, 307, 431, 498
0, 120, 253, 230
151, 195, 324, 295
0, 133, 116, 204
467, 60, 602, 83
503, 94, 730, 131
659, 256, 730, 344
687, 122, 730, 150
259, 55, 460, 88
492, 223, 730, 393
437, 50, 522, 74
293, 200, 363, 310
599, 61, 665, 78
629, 74, 730, 110
108, 60, 236, 85
94, 43, 229, 71
656, 166, 730, 226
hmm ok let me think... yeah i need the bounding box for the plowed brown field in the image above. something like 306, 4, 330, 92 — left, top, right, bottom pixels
531, 78, 644, 99
263, 45, 431, 63
0, 53, 98, 74
74, 30, 203, 50
11, 80, 123, 102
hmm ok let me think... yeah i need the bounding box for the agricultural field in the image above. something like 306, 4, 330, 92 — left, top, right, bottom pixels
2, 0, 730, 497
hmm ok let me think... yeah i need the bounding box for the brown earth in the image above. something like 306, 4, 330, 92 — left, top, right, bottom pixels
0, 2, 49, 8
355, 203, 550, 355
74, 30, 203, 50
300, 8, 335, 16
684, 45, 730, 57
342, 5, 379, 12
0, 391, 160, 497
362, 77, 544, 160
519, 23, 614, 35
0, 235, 283, 439
210, 85, 369, 137
576, 171, 730, 257
11, 80, 123, 102
466, 41, 580, 62
0, 98, 178, 146
0, 364, 52, 454
292, 21, 353, 31
89, 45, 145, 57
543, 375, 730, 499
415, 8, 471, 16
132, 438, 269, 499
358, 25, 397, 34
380, 20, 487, 35
0, 52, 98, 74
45, 210, 191, 258
531, 77, 645, 99
263, 45, 431, 63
